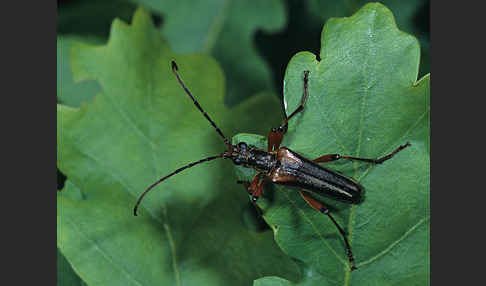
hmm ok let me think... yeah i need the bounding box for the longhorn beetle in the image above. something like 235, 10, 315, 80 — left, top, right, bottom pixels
134, 60, 411, 271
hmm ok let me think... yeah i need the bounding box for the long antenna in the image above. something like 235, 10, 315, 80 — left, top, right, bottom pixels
134, 154, 224, 216
171, 60, 230, 146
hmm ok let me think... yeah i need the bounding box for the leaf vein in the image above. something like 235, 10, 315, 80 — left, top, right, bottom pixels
358, 105, 430, 182
103, 93, 157, 148
346, 8, 378, 285
281, 190, 347, 267
69, 142, 136, 193
357, 215, 429, 268
62, 216, 145, 286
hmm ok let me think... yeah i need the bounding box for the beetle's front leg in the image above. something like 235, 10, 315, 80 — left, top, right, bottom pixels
268, 127, 286, 152
237, 174, 265, 216
249, 173, 266, 202
237, 172, 265, 202
268, 70, 310, 152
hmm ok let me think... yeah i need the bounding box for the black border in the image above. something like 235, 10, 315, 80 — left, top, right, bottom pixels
3, 1, 56, 285
432, 0, 486, 283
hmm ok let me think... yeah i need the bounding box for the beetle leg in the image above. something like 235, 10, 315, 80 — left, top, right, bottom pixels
250, 174, 266, 202
300, 191, 357, 271
238, 173, 265, 202
283, 70, 310, 125
313, 154, 341, 163
268, 70, 310, 152
239, 174, 266, 213
268, 128, 285, 152
237, 180, 264, 216
313, 142, 411, 164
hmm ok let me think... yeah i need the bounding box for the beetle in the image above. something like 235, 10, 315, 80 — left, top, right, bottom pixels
134, 60, 411, 271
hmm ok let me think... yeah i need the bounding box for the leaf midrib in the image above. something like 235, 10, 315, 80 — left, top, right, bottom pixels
280, 6, 430, 284
344, 8, 379, 284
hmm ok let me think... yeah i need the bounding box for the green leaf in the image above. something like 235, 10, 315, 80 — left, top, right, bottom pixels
128, 0, 286, 105
307, 0, 429, 77
233, 3, 429, 285
57, 248, 86, 286
308, 0, 425, 33
57, 8, 299, 286
57, 35, 104, 107
254, 276, 293, 286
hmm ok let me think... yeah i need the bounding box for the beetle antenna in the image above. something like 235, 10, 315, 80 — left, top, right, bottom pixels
171, 60, 231, 148
134, 153, 224, 216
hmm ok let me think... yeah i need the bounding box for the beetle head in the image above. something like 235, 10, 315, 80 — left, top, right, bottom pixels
231, 142, 249, 165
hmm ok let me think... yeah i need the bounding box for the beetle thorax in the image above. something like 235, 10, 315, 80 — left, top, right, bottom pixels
230, 142, 277, 172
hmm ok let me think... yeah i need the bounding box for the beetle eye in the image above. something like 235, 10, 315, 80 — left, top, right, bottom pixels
237, 142, 248, 150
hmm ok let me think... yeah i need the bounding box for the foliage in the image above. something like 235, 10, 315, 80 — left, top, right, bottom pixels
235, 3, 430, 285
58, 9, 300, 286
307, 0, 430, 77
57, 1, 429, 285
125, 0, 286, 106
57, 35, 103, 106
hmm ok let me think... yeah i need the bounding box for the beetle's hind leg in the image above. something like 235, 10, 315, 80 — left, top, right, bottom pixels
313, 142, 411, 164
268, 70, 310, 152
300, 191, 357, 271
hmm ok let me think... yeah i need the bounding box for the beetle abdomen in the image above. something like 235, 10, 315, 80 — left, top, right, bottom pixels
269, 147, 362, 203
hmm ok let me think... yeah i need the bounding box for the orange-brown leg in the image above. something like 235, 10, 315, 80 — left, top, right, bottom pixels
268, 70, 310, 152
237, 172, 266, 202
237, 178, 264, 216
268, 128, 285, 152
300, 191, 357, 271
237, 173, 266, 217
251, 175, 266, 202
313, 154, 341, 163
313, 142, 411, 164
